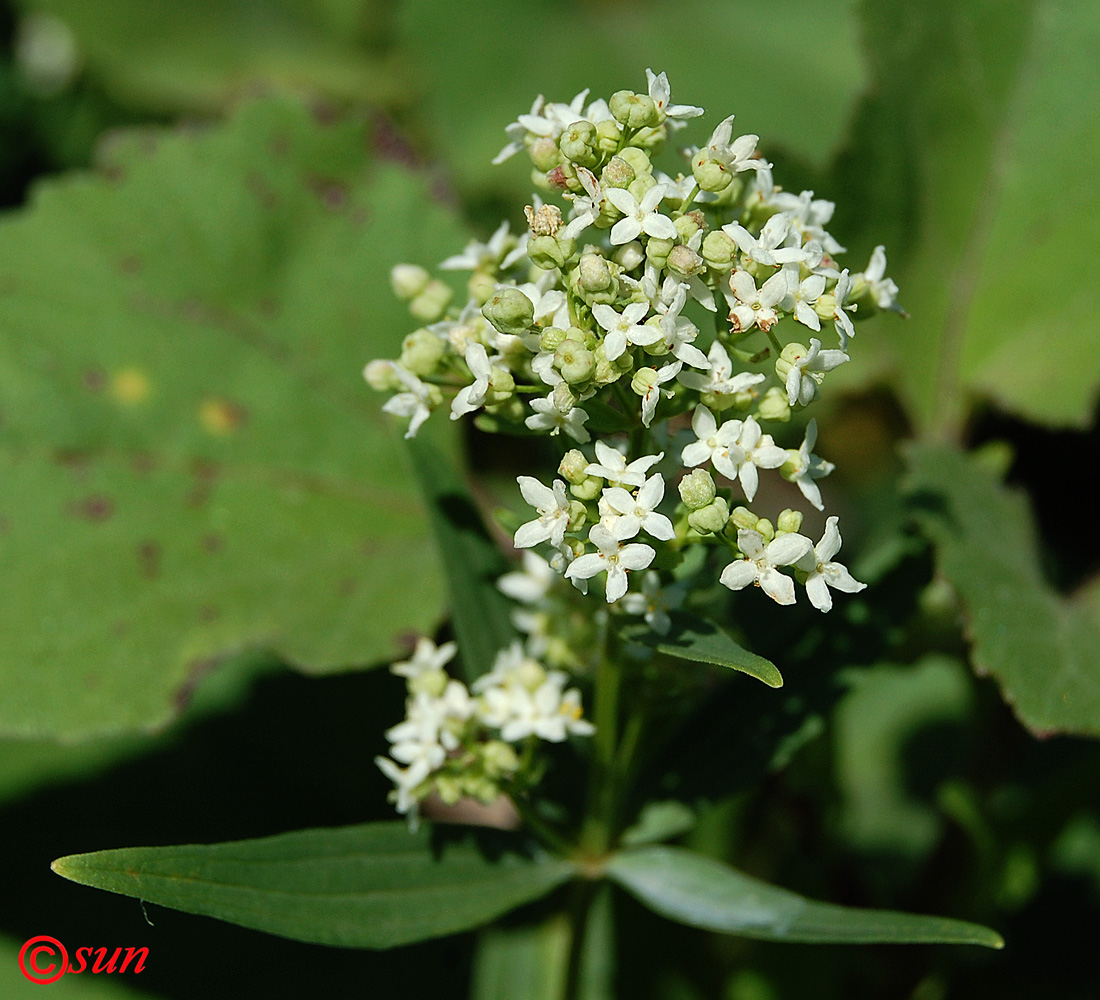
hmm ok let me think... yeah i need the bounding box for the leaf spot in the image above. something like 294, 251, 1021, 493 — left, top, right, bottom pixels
67, 494, 115, 522
111, 367, 151, 405
137, 540, 161, 579
199, 398, 248, 435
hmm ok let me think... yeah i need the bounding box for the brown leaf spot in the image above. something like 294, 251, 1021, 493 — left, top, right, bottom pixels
198, 606, 220, 623
137, 540, 161, 579
82, 367, 107, 392
307, 175, 347, 210
338, 577, 357, 596
68, 494, 115, 522
246, 171, 278, 210
198, 398, 248, 435
131, 452, 156, 476
119, 255, 142, 275
201, 533, 223, 554
0, 515, 11, 534
113, 620, 129, 637
54, 450, 90, 478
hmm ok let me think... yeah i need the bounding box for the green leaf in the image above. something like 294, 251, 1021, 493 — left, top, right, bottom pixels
623, 612, 783, 688
406, 436, 518, 682
842, 0, 1100, 431
15, 0, 401, 114
0, 97, 470, 738
51, 822, 575, 949
621, 800, 696, 848
605, 846, 1003, 947
904, 442, 1100, 738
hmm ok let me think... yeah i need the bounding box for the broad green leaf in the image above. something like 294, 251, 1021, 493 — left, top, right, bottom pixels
606, 845, 1003, 947
0, 933, 157, 998
16, 0, 400, 114
397, 0, 865, 204
843, 0, 1100, 432
0, 98, 469, 738
623, 612, 783, 688
51, 822, 575, 949
407, 436, 518, 682
905, 442, 1100, 738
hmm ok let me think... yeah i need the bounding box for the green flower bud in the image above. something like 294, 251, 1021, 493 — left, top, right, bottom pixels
673, 214, 701, 242
592, 344, 621, 386
409, 279, 453, 323
688, 496, 730, 534
757, 386, 791, 422
559, 120, 599, 167
754, 517, 775, 543
646, 236, 674, 267
631, 366, 659, 398
815, 292, 838, 322
468, 271, 496, 304
555, 339, 596, 384
559, 448, 589, 484
567, 499, 588, 533
627, 172, 657, 202
776, 508, 804, 534
487, 365, 515, 403
595, 119, 623, 155
631, 125, 666, 152
569, 325, 597, 350
400, 328, 446, 376
482, 740, 520, 777
700, 390, 739, 413
553, 381, 578, 412
466, 773, 502, 805
775, 342, 808, 383
570, 475, 603, 501
528, 135, 562, 173
482, 288, 535, 335
408, 667, 449, 698
529, 232, 575, 270
692, 154, 734, 193
612, 240, 645, 270
667, 243, 705, 279
617, 147, 653, 176
729, 506, 759, 531
390, 263, 431, 301
435, 773, 463, 806
610, 90, 660, 130
702, 230, 737, 270
601, 155, 636, 189
678, 468, 717, 510
363, 359, 398, 391
540, 326, 568, 352
578, 252, 613, 292
743, 258, 774, 285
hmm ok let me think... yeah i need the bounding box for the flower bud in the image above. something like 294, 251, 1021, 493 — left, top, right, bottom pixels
515, 657, 546, 691
363, 359, 397, 391
390, 263, 430, 301
529, 233, 575, 269
688, 496, 730, 534
702, 230, 737, 269
540, 326, 567, 352
612, 240, 644, 270
482, 740, 520, 777
408, 668, 449, 698
559, 448, 589, 484
678, 468, 716, 510
729, 506, 759, 531
815, 292, 837, 323
646, 235, 674, 267
775, 342, 808, 383
595, 119, 623, 155
482, 288, 534, 334
776, 508, 804, 534
567, 499, 588, 533
409, 279, 453, 323
578, 252, 613, 292
525, 203, 563, 236
553, 381, 578, 412
435, 773, 463, 806
570, 475, 603, 501
601, 155, 636, 189
592, 345, 621, 386
400, 328, 446, 376
692, 154, 734, 193
559, 120, 599, 167
610, 90, 660, 130
667, 243, 705, 278
487, 365, 515, 402
627, 173, 657, 202
757, 386, 791, 422
617, 147, 653, 177
673, 214, 701, 242
555, 339, 596, 384
468, 271, 496, 304
631, 366, 659, 398
528, 136, 561, 173
754, 517, 775, 542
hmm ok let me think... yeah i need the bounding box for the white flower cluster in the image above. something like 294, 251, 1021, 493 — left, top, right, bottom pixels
375, 638, 594, 824
366, 70, 899, 628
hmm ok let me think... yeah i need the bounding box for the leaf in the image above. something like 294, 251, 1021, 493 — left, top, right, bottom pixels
841, 0, 1100, 431
904, 442, 1100, 738
407, 436, 518, 682
623, 612, 783, 688
605, 846, 1003, 947
15, 0, 402, 114
51, 822, 575, 949
621, 800, 696, 848
0, 98, 470, 738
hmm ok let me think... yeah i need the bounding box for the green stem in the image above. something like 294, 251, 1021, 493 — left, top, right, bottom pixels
510, 794, 575, 857
580, 622, 622, 860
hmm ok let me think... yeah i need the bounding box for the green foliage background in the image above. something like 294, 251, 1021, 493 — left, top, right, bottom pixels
1, 0, 1098, 997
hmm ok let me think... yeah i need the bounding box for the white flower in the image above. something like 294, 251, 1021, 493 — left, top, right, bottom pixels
380, 364, 435, 439
831, 269, 857, 348
391, 637, 458, 681
797, 516, 867, 612
719, 529, 813, 605
645, 68, 704, 127
784, 418, 834, 511
451, 342, 493, 419
585, 441, 663, 488
440, 220, 525, 271
765, 188, 845, 256
722, 214, 811, 267
680, 406, 745, 482
497, 551, 556, 604
565, 524, 655, 602
732, 417, 788, 501
562, 166, 604, 241
525, 394, 591, 442
514, 476, 571, 548
640, 360, 682, 427
592, 300, 661, 361
726, 269, 789, 334
783, 268, 827, 331
861, 245, 901, 311
659, 312, 708, 369
605, 184, 678, 245
677, 340, 766, 401
692, 115, 771, 175
785, 338, 850, 407
375, 755, 423, 817
618, 571, 686, 635
599, 474, 675, 541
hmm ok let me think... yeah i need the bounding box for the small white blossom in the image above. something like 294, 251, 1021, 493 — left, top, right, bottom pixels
451, 342, 493, 419
861, 245, 901, 311
732, 417, 788, 501
783, 268, 826, 331
785, 338, 850, 407
720, 529, 813, 605
680, 406, 746, 483
727, 269, 789, 334
599, 474, 675, 541
646, 68, 704, 127
497, 551, 556, 605
677, 340, 766, 401
605, 184, 678, 246
565, 524, 655, 602
440, 220, 525, 272
723, 214, 811, 267
693, 115, 771, 175
514, 476, 571, 548
380, 364, 435, 439
592, 300, 661, 361
562, 166, 604, 240
797, 516, 867, 612
585, 441, 663, 488
619, 571, 686, 635
391, 637, 458, 682
831, 269, 857, 348
785, 418, 834, 511
640, 360, 682, 426
525, 395, 591, 442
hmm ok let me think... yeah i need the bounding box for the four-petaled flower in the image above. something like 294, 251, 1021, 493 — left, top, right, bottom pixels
585, 441, 663, 488
727, 269, 789, 334
565, 524, 656, 602
593, 300, 661, 362
599, 474, 675, 541
605, 184, 678, 246
514, 476, 571, 548
719, 529, 813, 605
796, 516, 867, 612
785, 338, 849, 407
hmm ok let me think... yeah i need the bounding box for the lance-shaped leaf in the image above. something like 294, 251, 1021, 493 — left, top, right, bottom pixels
840, 0, 1100, 432
905, 442, 1100, 738
622, 612, 782, 688
606, 845, 1003, 947
51, 822, 575, 949
407, 436, 517, 683
0, 97, 470, 739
